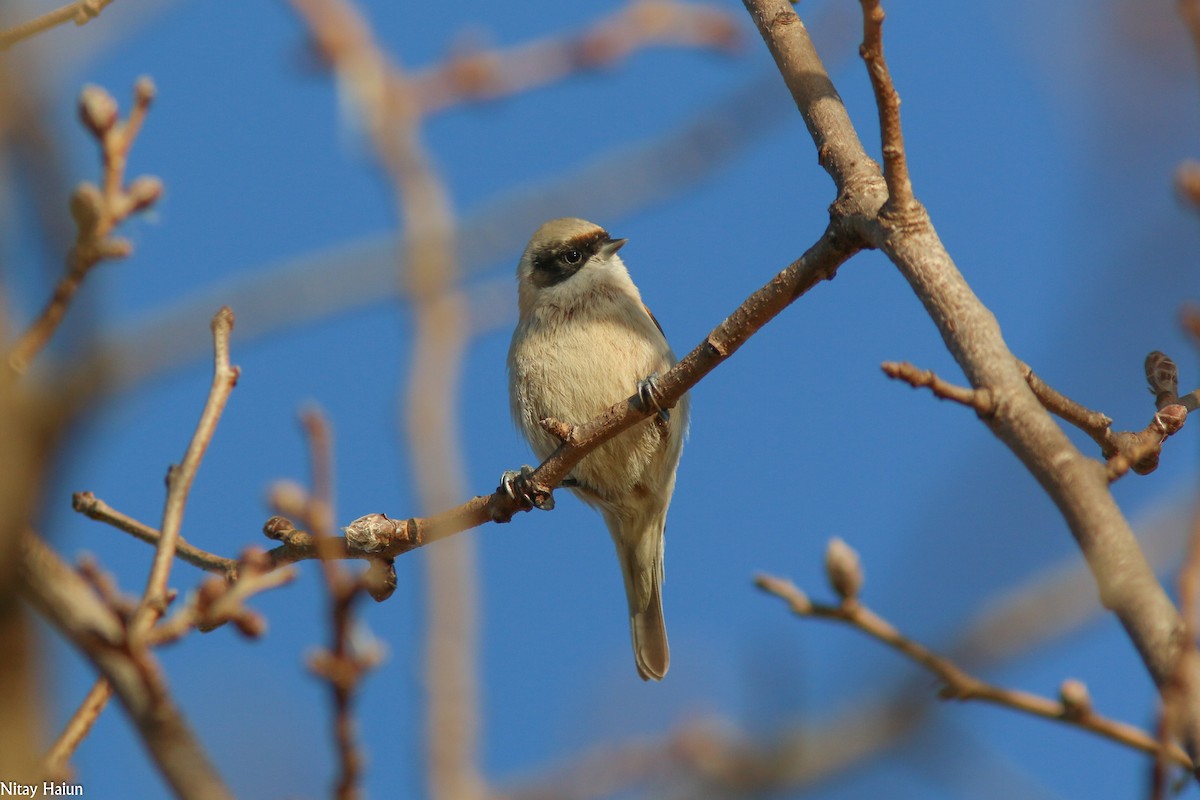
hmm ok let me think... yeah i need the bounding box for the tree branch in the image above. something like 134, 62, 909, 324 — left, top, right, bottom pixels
881, 360, 993, 414
744, 0, 1200, 769
19, 531, 232, 799
857, 0, 914, 211
0, 0, 115, 52
7, 79, 160, 375
73, 492, 238, 577
129, 308, 239, 641
756, 542, 1193, 771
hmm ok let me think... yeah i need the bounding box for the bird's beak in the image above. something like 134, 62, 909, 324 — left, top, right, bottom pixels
598, 237, 628, 259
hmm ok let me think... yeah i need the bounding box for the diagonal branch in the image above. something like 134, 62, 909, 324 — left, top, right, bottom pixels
335, 226, 858, 554
743, 0, 1200, 771
0, 0, 115, 51
129, 308, 239, 641
881, 361, 993, 414
756, 560, 1193, 771
73, 492, 237, 577
19, 530, 232, 799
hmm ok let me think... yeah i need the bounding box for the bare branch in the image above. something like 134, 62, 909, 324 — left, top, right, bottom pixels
129, 308, 239, 641
7, 78, 160, 374
755, 562, 1193, 771
66, 74, 786, 398
881, 360, 993, 414
150, 551, 296, 645
290, 409, 377, 800
857, 0, 914, 211
744, 0, 1200, 764
1154, 504, 1200, 797
0, 0, 115, 52
42, 678, 112, 781
328, 228, 856, 557
1018, 359, 1113, 440
72, 492, 238, 577
408, 1, 741, 116
19, 531, 232, 799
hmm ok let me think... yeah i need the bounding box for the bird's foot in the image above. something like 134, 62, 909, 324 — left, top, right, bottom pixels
637, 373, 670, 423
498, 465, 555, 512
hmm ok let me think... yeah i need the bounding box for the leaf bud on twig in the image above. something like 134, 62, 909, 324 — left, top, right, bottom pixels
78, 85, 118, 138
825, 537, 864, 602
1059, 678, 1092, 719
127, 176, 164, 212
1145, 351, 1179, 407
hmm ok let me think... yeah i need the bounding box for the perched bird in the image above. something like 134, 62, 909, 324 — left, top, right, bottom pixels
507, 217, 689, 681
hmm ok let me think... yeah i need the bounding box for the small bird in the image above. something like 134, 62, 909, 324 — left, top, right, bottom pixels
507, 217, 689, 681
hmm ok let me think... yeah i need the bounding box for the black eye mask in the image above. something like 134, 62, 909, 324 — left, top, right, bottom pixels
530, 231, 611, 288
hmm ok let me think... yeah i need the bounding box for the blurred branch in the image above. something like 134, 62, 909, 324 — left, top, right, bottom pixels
19, 531, 232, 799
288, 408, 379, 800
149, 550, 296, 645
7, 78, 161, 375
66, 73, 787, 398
42, 678, 112, 781
1154, 503, 1200, 798
1180, 0, 1200, 88
745, 0, 1200, 766
755, 541, 1193, 771
288, 0, 487, 795
0, 0, 115, 51
407, 0, 739, 116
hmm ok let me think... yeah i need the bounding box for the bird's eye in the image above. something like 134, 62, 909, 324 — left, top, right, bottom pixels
563, 249, 582, 265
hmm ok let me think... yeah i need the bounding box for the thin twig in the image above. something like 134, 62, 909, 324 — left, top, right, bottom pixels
1018, 357, 1189, 481
290, 409, 376, 800
72, 492, 237, 577
881, 361, 993, 414
408, 1, 740, 116
42, 677, 112, 781
0, 0, 114, 51
1018, 359, 1113, 443
129, 308, 239, 642
150, 555, 297, 646
7, 79, 160, 374
755, 567, 1193, 770
857, 0, 913, 211
332, 228, 856, 553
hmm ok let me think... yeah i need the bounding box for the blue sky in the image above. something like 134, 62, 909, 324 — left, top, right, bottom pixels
8, 0, 1200, 797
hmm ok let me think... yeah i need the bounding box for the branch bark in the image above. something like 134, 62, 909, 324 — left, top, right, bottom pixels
19, 531, 231, 800
744, 0, 1200, 770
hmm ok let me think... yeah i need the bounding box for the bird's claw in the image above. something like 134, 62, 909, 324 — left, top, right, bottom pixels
637, 374, 670, 423
499, 465, 555, 511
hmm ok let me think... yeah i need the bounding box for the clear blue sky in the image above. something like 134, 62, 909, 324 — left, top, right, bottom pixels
10, 0, 1200, 797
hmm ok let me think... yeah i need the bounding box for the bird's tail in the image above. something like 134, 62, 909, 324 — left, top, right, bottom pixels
611, 512, 669, 681
630, 575, 669, 681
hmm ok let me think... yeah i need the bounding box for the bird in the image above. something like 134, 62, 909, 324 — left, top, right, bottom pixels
506, 217, 689, 681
